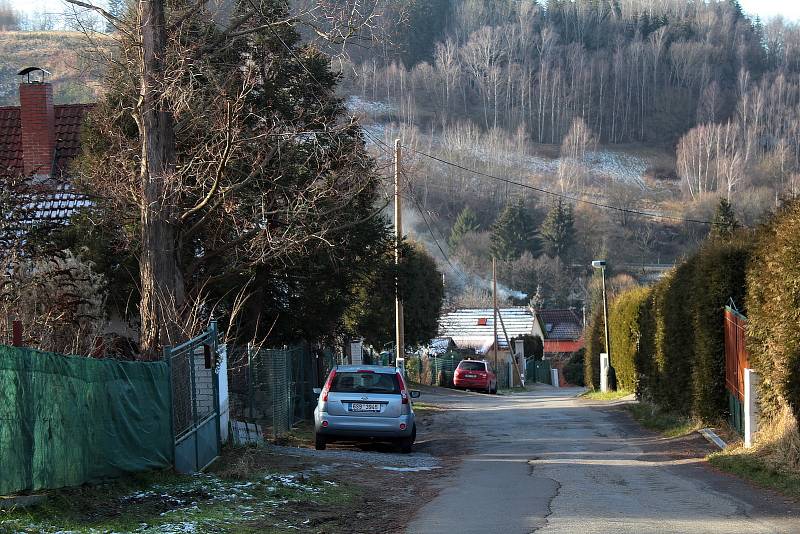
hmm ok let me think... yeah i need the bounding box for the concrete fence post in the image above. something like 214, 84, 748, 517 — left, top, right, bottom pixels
744, 368, 760, 448
600, 353, 610, 392
551, 368, 560, 388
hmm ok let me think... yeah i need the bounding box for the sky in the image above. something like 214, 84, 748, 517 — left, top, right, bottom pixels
7, 0, 800, 26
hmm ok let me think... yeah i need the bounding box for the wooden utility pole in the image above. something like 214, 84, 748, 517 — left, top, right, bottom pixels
493, 257, 498, 372
395, 139, 405, 368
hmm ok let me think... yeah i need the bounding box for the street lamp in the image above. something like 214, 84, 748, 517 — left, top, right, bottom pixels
592, 260, 613, 391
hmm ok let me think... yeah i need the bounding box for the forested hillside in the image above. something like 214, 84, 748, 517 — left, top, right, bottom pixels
0, 32, 108, 105
332, 0, 800, 310
2, 0, 799, 313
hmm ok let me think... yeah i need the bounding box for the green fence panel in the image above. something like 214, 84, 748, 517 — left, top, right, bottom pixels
0, 345, 172, 495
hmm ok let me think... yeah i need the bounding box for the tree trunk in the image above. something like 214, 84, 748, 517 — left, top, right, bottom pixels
138, 0, 184, 357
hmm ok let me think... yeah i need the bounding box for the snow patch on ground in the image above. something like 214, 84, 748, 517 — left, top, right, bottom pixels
346, 96, 395, 116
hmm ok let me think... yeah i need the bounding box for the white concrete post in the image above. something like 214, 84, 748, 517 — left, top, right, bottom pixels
508, 361, 513, 388
744, 369, 760, 448
218, 345, 230, 444
550, 368, 560, 388
600, 353, 610, 392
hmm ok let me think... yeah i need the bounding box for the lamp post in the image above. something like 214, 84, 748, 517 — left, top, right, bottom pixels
592, 260, 612, 391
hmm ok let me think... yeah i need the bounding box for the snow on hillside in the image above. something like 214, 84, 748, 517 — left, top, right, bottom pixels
352, 96, 652, 188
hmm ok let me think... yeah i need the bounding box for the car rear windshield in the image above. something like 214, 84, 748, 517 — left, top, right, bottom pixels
458, 361, 486, 371
330, 372, 400, 394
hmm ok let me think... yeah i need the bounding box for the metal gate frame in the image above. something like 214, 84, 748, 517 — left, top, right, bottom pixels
725, 307, 749, 435
164, 321, 221, 473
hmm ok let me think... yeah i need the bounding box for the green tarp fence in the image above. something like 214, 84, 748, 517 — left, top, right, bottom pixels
0, 345, 173, 495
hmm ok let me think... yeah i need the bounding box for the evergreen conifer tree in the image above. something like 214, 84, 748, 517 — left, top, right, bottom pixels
490, 199, 539, 261
448, 207, 480, 250
711, 198, 740, 240
540, 199, 575, 260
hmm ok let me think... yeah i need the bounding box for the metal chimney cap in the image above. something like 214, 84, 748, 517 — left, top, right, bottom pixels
17, 67, 51, 83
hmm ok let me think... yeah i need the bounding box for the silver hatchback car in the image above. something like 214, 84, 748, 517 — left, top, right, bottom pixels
313, 365, 421, 453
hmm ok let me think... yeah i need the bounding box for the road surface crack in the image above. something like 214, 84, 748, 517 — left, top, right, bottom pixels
528, 459, 562, 533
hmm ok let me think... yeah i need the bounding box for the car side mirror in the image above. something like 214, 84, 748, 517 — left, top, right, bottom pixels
410, 390, 421, 399
313, 388, 322, 395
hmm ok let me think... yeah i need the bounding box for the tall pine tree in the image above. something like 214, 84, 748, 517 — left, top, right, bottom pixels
491, 199, 539, 261
449, 207, 480, 250
540, 199, 575, 260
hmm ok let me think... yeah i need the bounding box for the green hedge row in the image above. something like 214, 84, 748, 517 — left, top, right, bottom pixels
590, 236, 752, 422
584, 307, 605, 390
747, 200, 800, 423
608, 286, 653, 395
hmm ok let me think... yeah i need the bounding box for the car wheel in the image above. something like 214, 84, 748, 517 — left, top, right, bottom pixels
485, 384, 492, 394
491, 383, 498, 394
399, 425, 416, 454
314, 433, 327, 451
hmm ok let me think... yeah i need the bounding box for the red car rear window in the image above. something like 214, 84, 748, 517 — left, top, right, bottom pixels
458, 361, 486, 371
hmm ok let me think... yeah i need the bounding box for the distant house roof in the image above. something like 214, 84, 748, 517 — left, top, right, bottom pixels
0, 103, 93, 224
0, 104, 93, 178
534, 309, 583, 341
438, 307, 534, 353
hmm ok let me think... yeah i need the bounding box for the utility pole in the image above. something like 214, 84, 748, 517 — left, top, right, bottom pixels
395, 139, 405, 370
493, 257, 498, 372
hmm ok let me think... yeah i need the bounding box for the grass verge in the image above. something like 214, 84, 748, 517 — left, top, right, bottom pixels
626, 402, 700, 438
709, 449, 800, 500
581, 389, 633, 401
0, 460, 354, 533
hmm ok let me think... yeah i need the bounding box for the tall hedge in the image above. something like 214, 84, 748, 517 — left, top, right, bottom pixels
584, 307, 606, 390
747, 200, 800, 423
608, 286, 654, 395
691, 237, 752, 422
651, 258, 697, 415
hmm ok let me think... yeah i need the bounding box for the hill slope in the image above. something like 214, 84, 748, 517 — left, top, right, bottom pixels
0, 31, 109, 106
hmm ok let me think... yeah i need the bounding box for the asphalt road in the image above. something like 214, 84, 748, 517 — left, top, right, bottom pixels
407, 387, 800, 534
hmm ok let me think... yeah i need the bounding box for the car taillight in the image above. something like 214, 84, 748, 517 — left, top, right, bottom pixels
321, 369, 336, 402
396, 371, 408, 404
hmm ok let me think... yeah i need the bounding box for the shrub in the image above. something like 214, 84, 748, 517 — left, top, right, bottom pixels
563, 349, 585, 386
608, 286, 653, 395
584, 307, 605, 390
691, 237, 752, 422
651, 259, 697, 415
747, 199, 800, 424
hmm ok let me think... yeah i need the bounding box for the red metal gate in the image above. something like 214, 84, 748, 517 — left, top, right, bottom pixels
724, 307, 749, 433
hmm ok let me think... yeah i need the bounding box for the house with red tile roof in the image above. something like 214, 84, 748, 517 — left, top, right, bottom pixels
1, 67, 93, 225
532, 308, 585, 358
532, 308, 585, 386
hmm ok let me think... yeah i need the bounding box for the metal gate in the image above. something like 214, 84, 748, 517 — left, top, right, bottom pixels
526, 359, 552, 385
165, 321, 221, 473
725, 307, 749, 435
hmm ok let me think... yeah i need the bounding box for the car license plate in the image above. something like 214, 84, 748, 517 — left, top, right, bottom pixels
351, 403, 381, 412
465, 374, 477, 378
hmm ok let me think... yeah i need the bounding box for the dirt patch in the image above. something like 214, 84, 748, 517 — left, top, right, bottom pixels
212, 391, 468, 533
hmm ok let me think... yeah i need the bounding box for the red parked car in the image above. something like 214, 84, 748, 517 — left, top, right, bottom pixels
453, 359, 497, 394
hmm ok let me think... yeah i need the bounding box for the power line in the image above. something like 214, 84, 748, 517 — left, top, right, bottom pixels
401, 173, 466, 281
403, 145, 717, 226
264, 17, 712, 227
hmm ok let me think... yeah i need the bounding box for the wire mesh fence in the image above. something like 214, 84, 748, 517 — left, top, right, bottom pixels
227, 344, 343, 441
405, 352, 466, 386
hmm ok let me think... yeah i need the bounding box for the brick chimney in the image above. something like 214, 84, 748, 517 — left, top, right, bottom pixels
19, 78, 56, 177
